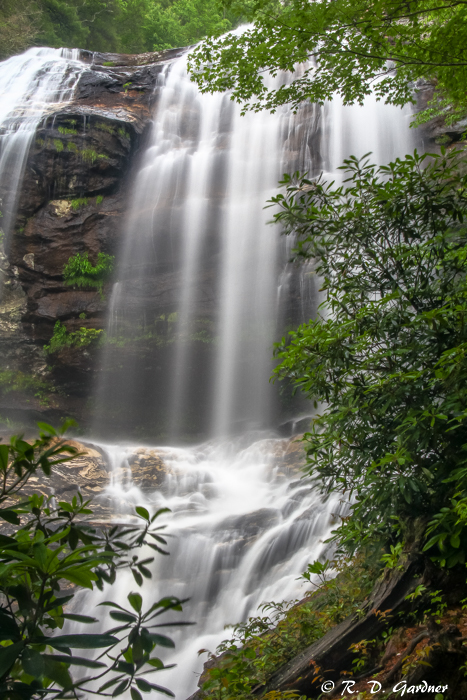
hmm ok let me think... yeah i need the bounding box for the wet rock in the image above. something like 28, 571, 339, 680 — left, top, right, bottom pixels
126, 448, 173, 490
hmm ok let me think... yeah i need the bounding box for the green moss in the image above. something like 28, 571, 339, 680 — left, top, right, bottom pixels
118, 127, 129, 139
81, 149, 98, 164
35, 138, 45, 148
96, 195, 104, 205
58, 126, 78, 135
0, 370, 55, 406
435, 134, 452, 145
123, 82, 131, 88
102, 61, 114, 66
70, 198, 88, 210
53, 139, 64, 152
95, 122, 114, 134
68, 142, 78, 153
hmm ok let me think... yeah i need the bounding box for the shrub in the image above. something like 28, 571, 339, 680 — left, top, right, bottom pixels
272, 149, 467, 563
63, 251, 114, 294
44, 321, 103, 354
0, 422, 184, 698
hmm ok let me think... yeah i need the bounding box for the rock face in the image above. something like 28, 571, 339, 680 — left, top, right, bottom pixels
0, 48, 185, 429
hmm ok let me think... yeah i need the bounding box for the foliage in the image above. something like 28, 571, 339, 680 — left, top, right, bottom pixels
147, 0, 232, 52
0, 422, 186, 699
70, 198, 88, 210
0, 0, 40, 60
188, 0, 467, 121
0, 370, 55, 406
272, 148, 467, 562
0, 0, 241, 57
44, 321, 103, 354
199, 553, 381, 699
63, 251, 114, 294
200, 601, 326, 699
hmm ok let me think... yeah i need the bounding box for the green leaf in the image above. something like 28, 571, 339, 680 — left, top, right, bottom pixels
0, 445, 9, 472
0, 610, 20, 641
45, 633, 118, 649
109, 611, 138, 623
43, 654, 106, 669
146, 633, 175, 649
135, 678, 174, 696
131, 688, 144, 700
22, 648, 45, 678
135, 506, 150, 521
0, 642, 23, 677
0, 509, 20, 525
43, 657, 73, 689
128, 592, 143, 613
60, 568, 97, 589
113, 679, 130, 696
62, 613, 98, 624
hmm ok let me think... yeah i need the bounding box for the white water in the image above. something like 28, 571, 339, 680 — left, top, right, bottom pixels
0, 47, 83, 243
82, 434, 343, 699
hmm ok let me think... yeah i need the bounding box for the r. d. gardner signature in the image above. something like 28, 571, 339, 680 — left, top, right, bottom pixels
320, 679, 449, 696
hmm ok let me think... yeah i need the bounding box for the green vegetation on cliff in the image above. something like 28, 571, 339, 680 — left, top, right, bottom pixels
63, 251, 114, 294
44, 320, 103, 354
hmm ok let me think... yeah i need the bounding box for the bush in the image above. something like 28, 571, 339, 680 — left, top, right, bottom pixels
0, 421, 185, 698
272, 149, 467, 564
63, 252, 114, 295
44, 321, 103, 355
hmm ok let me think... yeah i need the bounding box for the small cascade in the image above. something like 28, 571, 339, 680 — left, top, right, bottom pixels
81, 434, 343, 700
0, 47, 84, 246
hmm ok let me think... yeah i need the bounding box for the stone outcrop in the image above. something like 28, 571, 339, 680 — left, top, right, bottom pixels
0, 48, 185, 428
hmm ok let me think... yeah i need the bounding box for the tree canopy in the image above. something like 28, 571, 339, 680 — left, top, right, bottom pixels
0, 0, 236, 58
273, 149, 467, 565
188, 0, 467, 123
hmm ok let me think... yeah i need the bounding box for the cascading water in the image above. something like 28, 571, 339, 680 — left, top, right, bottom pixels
0, 47, 83, 249
82, 50, 417, 700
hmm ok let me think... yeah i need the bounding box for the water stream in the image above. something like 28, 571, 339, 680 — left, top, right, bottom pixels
0, 47, 83, 248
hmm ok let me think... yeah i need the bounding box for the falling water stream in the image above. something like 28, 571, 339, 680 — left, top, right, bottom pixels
0, 47, 83, 248
87, 53, 415, 699
0, 41, 416, 700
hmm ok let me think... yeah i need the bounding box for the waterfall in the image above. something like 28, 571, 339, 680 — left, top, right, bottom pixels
0, 42, 416, 700
0, 47, 83, 248
85, 50, 417, 700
